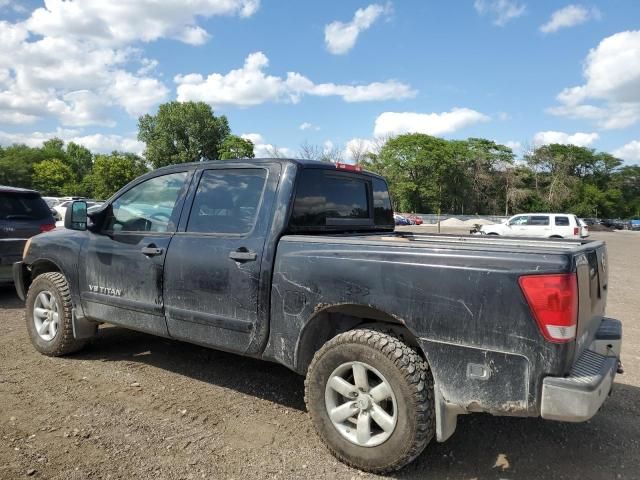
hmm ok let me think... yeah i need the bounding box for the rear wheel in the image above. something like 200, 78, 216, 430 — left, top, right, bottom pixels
487, 232, 499, 236
305, 329, 435, 473
26, 272, 87, 356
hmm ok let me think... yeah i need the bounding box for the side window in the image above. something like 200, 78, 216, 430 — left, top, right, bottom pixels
187, 168, 267, 234
372, 178, 394, 226
528, 215, 550, 226
555, 216, 570, 226
510, 215, 528, 225
104, 172, 188, 233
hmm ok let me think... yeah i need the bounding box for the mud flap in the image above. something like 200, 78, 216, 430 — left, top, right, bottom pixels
434, 387, 466, 442
72, 308, 98, 340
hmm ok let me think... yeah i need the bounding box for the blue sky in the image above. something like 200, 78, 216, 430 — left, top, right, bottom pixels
0, 0, 639, 163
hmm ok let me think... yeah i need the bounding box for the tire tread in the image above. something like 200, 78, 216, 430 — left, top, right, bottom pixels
26, 272, 87, 356
304, 328, 435, 473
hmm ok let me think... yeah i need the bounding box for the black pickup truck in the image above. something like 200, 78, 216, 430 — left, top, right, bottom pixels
13, 158, 622, 473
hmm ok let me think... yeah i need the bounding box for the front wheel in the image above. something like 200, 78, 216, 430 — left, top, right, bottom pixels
304, 329, 435, 473
25, 272, 88, 356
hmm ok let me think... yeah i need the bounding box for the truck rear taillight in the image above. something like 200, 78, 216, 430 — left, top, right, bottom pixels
573, 227, 579, 235
519, 273, 578, 343
40, 223, 56, 232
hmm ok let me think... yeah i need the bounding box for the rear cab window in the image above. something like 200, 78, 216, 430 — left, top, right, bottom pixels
289, 168, 393, 232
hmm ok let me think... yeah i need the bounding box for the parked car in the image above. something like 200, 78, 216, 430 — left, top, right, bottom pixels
578, 218, 590, 238
13, 159, 622, 473
407, 215, 423, 225
602, 218, 626, 230
630, 219, 640, 231
581, 217, 600, 226
42, 196, 62, 208
480, 213, 585, 239
0, 186, 55, 284
393, 214, 410, 225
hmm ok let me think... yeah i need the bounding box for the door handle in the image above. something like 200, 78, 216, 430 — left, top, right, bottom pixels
229, 249, 257, 262
141, 246, 164, 256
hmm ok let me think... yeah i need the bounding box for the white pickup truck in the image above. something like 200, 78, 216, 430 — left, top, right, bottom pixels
480, 213, 589, 239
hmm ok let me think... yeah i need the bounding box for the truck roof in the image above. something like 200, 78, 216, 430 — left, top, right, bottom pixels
153, 157, 385, 179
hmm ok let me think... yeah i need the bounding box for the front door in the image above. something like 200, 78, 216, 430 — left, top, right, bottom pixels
79, 171, 190, 335
163, 164, 280, 354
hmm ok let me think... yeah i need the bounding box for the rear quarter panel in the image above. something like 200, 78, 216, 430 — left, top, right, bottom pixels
264, 236, 576, 416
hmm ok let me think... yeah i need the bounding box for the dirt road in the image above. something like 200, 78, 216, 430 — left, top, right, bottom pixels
1, 231, 639, 479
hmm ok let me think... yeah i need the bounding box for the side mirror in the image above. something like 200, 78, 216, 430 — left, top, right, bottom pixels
64, 200, 88, 231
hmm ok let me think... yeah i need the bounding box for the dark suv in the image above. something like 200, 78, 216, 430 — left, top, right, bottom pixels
0, 186, 55, 284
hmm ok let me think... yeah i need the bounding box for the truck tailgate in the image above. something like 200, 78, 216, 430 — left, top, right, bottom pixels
575, 242, 608, 357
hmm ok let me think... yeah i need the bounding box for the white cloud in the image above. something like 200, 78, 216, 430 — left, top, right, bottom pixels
533, 130, 599, 147
299, 122, 317, 131
175, 51, 416, 107
26, 0, 260, 46
107, 71, 169, 117
241, 132, 292, 158
0, 1, 260, 128
373, 108, 490, 137
505, 140, 522, 153
0, 0, 26, 13
0, 128, 143, 154
612, 140, 640, 162
548, 30, 640, 129
540, 4, 600, 34
474, 0, 526, 26
324, 3, 391, 55
323, 140, 334, 152
343, 137, 379, 161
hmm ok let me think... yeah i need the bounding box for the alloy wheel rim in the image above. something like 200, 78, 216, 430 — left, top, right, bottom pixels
33, 291, 59, 341
324, 361, 398, 447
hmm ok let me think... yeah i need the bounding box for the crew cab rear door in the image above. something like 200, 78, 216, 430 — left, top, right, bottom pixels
163, 163, 281, 354
79, 170, 191, 335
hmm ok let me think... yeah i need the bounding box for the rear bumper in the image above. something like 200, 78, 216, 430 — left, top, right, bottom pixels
541, 318, 621, 422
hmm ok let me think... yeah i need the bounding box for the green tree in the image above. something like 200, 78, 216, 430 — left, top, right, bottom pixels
371, 134, 462, 213
0, 145, 48, 188
85, 153, 149, 199
218, 135, 255, 160
42, 138, 65, 158
32, 159, 75, 196
612, 166, 640, 218
462, 138, 515, 214
66, 142, 93, 180
138, 101, 231, 168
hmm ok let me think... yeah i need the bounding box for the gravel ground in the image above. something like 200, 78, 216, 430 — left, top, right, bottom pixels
1, 230, 638, 480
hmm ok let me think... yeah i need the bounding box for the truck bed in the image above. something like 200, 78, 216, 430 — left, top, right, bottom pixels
267, 231, 608, 417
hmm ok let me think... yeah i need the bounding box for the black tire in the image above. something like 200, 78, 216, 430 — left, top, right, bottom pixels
25, 272, 87, 356
487, 232, 499, 236
304, 329, 435, 473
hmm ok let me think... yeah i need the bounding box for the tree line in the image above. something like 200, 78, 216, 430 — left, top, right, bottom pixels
362, 134, 639, 219
1, 101, 638, 218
